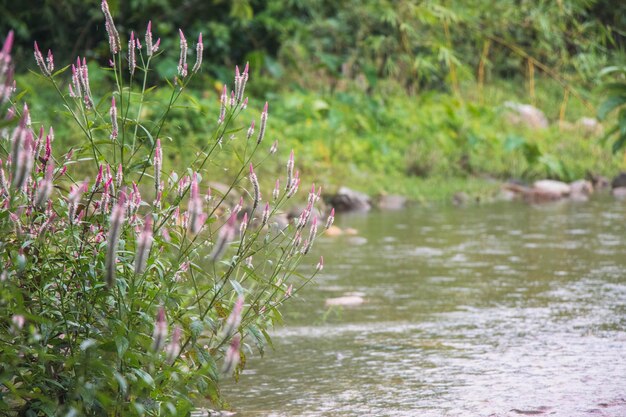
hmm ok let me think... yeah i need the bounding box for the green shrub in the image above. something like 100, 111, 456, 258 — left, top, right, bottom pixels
0, 3, 328, 415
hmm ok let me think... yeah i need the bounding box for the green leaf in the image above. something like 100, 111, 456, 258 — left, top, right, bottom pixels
598, 66, 626, 77
612, 134, 626, 154
190, 320, 204, 338
261, 328, 274, 350
132, 369, 155, 388
230, 279, 245, 296
113, 372, 128, 395
619, 108, 626, 136
115, 336, 129, 358
79, 339, 97, 351
597, 95, 626, 120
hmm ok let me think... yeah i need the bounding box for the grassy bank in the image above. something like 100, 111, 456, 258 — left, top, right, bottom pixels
16, 71, 623, 204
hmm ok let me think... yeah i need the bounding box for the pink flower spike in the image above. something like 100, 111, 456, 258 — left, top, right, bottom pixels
249, 163, 260, 210
2, 30, 14, 56
177, 29, 188, 77
128, 31, 136, 75
166, 326, 182, 364
218, 85, 227, 124
154, 139, 162, 193
33, 41, 50, 76
110, 97, 118, 140
240, 212, 248, 235
134, 216, 153, 275
222, 296, 244, 338
246, 120, 255, 140
101, 0, 121, 54
105, 195, 125, 288
316, 256, 324, 272
257, 102, 268, 144
94, 164, 103, 189
209, 212, 237, 262
145, 21, 153, 55
115, 164, 123, 189
151, 307, 168, 352
222, 335, 241, 375
46, 49, 54, 73
192, 33, 203, 73
273, 179, 280, 201
261, 202, 270, 225
286, 150, 295, 191
325, 208, 335, 229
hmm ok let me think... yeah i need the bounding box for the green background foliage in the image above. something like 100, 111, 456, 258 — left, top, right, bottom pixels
3, 0, 626, 201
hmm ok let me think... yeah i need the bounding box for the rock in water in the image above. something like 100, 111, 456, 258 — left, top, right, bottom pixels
376, 194, 407, 210
569, 179, 593, 201
612, 187, 626, 200
611, 172, 626, 189
325, 295, 365, 307
532, 180, 571, 197
330, 186, 371, 212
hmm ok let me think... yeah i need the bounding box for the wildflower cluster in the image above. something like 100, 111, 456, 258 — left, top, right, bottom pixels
0, 3, 330, 415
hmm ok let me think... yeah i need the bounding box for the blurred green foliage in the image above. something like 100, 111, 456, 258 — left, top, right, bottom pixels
2, 0, 624, 87
597, 66, 626, 153
4, 0, 625, 201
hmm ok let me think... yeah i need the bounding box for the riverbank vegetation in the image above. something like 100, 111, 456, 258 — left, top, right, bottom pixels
0, 4, 328, 414
4, 0, 625, 203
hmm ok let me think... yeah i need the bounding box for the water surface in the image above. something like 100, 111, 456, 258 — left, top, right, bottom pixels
223, 198, 626, 417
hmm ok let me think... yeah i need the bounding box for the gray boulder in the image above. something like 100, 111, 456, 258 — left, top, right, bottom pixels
375, 194, 407, 210
330, 186, 371, 212
504, 102, 548, 129
611, 173, 626, 189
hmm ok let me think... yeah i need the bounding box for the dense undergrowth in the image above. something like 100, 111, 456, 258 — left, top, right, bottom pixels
7, 0, 625, 203
17, 69, 622, 203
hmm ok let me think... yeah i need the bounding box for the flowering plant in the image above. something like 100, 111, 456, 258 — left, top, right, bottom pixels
0, 2, 330, 415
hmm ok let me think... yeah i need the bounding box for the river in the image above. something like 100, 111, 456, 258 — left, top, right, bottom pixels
221, 197, 626, 417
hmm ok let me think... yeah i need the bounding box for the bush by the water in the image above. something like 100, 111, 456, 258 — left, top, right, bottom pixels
0, 3, 328, 415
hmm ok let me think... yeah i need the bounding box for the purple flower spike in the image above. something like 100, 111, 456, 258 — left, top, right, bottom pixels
105, 196, 125, 288
316, 256, 324, 272
325, 208, 335, 229
101, 0, 121, 55
128, 31, 136, 75
154, 139, 162, 193
286, 150, 294, 191
261, 202, 270, 225
145, 21, 153, 56
249, 163, 260, 210
246, 120, 255, 140
33, 42, 50, 76
177, 29, 188, 77
210, 212, 237, 262
46, 49, 54, 73
166, 326, 182, 364
134, 216, 153, 275
151, 307, 168, 352
222, 335, 241, 375
110, 97, 118, 140
192, 33, 203, 73
257, 102, 268, 145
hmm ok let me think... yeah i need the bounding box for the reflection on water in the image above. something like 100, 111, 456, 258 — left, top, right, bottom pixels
221, 198, 626, 417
